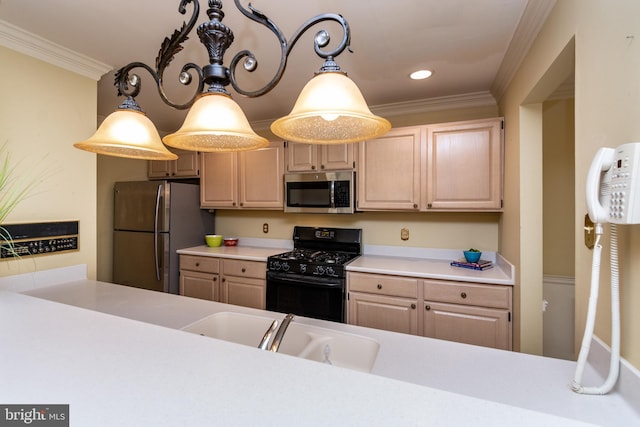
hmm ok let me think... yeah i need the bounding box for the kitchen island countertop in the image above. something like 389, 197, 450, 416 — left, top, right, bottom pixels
7, 277, 638, 426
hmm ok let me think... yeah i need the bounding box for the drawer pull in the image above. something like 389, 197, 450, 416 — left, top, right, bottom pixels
222, 278, 226, 282
195, 262, 200, 267
411, 303, 416, 309
241, 268, 246, 273
425, 305, 431, 311
461, 292, 467, 299
377, 284, 382, 289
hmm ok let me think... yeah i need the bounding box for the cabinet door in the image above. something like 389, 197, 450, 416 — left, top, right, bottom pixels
200, 152, 238, 208
221, 276, 266, 310
286, 142, 317, 171
348, 292, 418, 335
423, 301, 511, 350
149, 148, 199, 179
320, 144, 355, 170
148, 159, 173, 179
357, 127, 422, 210
239, 141, 284, 209
425, 118, 503, 210
173, 149, 199, 178
180, 270, 219, 301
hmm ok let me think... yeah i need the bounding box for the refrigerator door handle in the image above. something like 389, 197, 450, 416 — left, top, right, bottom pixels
154, 184, 162, 281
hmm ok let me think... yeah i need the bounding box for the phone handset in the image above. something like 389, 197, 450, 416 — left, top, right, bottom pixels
585, 147, 615, 224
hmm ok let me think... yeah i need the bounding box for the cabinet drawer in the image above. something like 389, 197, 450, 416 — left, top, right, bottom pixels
348, 272, 418, 298
222, 259, 266, 279
180, 255, 219, 274
423, 280, 511, 309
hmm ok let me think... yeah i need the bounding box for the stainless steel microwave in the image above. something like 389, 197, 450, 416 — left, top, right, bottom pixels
284, 171, 356, 214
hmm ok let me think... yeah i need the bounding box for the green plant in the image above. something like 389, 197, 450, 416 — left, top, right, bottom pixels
467, 248, 480, 252
0, 144, 41, 257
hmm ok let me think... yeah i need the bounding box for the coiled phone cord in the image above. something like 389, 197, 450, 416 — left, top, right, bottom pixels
572, 223, 620, 394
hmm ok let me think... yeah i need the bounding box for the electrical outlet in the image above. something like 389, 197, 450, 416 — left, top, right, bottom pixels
263, 223, 269, 234
401, 228, 409, 241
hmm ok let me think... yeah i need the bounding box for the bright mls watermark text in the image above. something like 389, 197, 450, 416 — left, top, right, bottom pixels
0, 405, 68, 426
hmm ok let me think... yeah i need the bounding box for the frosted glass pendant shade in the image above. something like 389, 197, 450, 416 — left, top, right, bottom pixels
271, 72, 391, 144
163, 92, 269, 152
74, 109, 177, 160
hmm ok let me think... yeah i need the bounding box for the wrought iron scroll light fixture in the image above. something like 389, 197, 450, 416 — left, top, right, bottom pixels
74, 0, 391, 160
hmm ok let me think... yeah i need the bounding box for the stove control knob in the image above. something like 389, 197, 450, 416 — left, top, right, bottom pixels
271, 261, 281, 271
316, 266, 325, 276
282, 263, 290, 272
325, 267, 335, 276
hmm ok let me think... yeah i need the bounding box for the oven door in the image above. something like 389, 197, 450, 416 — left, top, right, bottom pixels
266, 271, 345, 323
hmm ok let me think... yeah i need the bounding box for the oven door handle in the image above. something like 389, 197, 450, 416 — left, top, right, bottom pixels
267, 272, 344, 288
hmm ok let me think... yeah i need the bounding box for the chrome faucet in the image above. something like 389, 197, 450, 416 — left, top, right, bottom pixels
258, 313, 295, 352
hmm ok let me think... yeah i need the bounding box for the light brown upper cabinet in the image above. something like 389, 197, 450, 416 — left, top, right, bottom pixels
424, 118, 503, 211
286, 142, 355, 172
357, 118, 503, 212
357, 126, 422, 211
148, 148, 200, 179
200, 141, 284, 209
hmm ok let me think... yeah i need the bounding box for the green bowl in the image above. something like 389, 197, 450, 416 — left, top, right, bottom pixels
205, 234, 223, 247
463, 250, 481, 263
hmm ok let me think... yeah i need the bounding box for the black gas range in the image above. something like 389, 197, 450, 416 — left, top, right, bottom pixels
266, 226, 362, 323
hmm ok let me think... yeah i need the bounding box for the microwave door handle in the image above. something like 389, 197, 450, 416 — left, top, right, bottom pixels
330, 180, 335, 209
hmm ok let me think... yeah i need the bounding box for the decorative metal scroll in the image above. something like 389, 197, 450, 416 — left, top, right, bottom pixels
112, 0, 351, 111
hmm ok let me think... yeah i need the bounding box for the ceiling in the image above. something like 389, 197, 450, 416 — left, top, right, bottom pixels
0, 0, 552, 133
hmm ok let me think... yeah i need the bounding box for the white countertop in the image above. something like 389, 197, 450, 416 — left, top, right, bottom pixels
177, 244, 285, 261
347, 254, 514, 285
178, 245, 514, 285
10, 279, 639, 426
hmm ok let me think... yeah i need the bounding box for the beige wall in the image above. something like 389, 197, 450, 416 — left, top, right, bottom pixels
543, 98, 575, 277
0, 46, 98, 278
499, 0, 640, 369
216, 210, 500, 251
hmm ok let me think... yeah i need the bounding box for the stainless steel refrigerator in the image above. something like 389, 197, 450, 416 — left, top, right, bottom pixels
112, 181, 215, 294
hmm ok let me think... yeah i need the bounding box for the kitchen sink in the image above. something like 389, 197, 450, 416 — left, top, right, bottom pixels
180, 312, 380, 372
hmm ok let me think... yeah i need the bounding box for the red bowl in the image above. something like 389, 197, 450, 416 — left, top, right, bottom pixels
223, 238, 238, 247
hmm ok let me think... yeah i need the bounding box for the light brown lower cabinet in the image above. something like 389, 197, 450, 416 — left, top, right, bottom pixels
347, 271, 512, 350
179, 255, 266, 310
348, 292, 418, 335
179, 255, 219, 301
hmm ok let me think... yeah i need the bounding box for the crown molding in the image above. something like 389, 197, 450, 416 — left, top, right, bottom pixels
0, 19, 112, 81
491, 0, 557, 102
251, 91, 497, 131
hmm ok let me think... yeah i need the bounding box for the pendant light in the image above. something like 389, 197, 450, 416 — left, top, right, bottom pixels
271, 61, 391, 144
163, 92, 268, 152
74, 97, 177, 160
75, 1, 389, 158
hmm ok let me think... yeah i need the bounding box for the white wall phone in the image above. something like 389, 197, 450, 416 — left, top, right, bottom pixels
586, 143, 640, 225
573, 142, 640, 395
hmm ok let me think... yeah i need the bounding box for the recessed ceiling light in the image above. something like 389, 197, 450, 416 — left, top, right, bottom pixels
410, 69, 433, 80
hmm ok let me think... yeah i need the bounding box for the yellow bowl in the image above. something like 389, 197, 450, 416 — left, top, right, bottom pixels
205, 234, 223, 247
